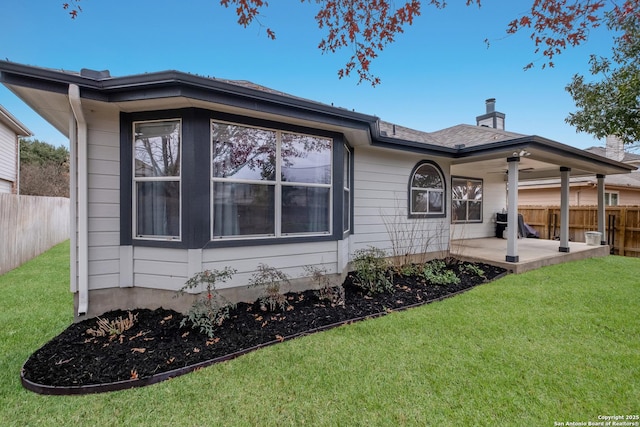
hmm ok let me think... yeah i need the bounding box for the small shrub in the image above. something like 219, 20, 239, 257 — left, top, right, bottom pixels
177, 268, 237, 338
421, 259, 460, 286
461, 263, 486, 279
351, 247, 393, 295
248, 264, 290, 311
397, 263, 421, 277
86, 311, 137, 337
305, 265, 345, 306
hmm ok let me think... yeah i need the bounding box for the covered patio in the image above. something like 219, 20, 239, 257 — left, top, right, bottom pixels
450, 237, 610, 274
449, 135, 635, 264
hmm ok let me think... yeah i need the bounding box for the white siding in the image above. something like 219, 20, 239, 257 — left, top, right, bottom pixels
353, 148, 451, 256
133, 246, 189, 291
0, 180, 11, 193
201, 241, 338, 290
0, 122, 17, 191
83, 125, 462, 297
84, 107, 121, 291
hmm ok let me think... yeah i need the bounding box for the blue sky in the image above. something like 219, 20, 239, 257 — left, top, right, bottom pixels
1, 0, 615, 149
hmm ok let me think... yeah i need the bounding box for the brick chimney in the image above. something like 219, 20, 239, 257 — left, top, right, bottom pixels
476, 98, 505, 130
605, 135, 625, 162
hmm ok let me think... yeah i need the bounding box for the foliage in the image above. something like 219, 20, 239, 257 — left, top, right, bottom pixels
19, 138, 70, 197
304, 265, 345, 306
86, 312, 138, 337
565, 4, 640, 145
381, 199, 447, 269
460, 262, 485, 280
177, 268, 237, 338
20, 138, 69, 165
351, 247, 393, 294
421, 259, 460, 286
398, 263, 421, 277
248, 263, 290, 311
63, 1, 636, 86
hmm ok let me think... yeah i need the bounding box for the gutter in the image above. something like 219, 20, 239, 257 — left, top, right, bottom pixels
68, 84, 88, 316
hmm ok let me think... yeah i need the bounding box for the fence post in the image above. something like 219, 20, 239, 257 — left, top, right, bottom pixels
620, 208, 627, 256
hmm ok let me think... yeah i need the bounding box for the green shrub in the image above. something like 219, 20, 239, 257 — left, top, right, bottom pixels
304, 265, 345, 306
461, 262, 486, 279
177, 268, 237, 338
421, 259, 460, 286
351, 247, 393, 295
397, 263, 421, 277
248, 264, 290, 311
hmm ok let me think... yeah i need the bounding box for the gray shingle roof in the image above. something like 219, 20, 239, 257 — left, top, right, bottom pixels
584, 146, 640, 163
378, 122, 527, 148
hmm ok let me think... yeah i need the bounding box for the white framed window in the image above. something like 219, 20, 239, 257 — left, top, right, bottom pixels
451, 177, 483, 223
343, 145, 351, 233
132, 119, 182, 240
211, 120, 333, 239
605, 191, 619, 206
409, 161, 445, 217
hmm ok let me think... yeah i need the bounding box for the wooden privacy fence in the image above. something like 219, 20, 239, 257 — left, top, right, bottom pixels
0, 194, 70, 274
519, 205, 640, 258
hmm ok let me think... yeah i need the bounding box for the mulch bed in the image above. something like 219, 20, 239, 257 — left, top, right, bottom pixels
21, 260, 506, 393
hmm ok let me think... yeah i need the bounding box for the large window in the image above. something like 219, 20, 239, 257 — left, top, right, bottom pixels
451, 177, 483, 223
409, 161, 445, 217
211, 121, 332, 239
133, 119, 181, 240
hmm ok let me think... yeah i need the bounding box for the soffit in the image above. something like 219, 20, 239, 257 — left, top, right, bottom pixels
3, 84, 373, 146
451, 143, 636, 180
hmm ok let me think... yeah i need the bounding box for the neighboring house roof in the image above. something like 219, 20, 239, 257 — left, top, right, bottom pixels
520, 172, 640, 189
0, 104, 32, 136
520, 146, 640, 190
0, 60, 635, 179
584, 146, 640, 165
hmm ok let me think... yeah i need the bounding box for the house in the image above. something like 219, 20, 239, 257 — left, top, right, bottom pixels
0, 104, 32, 193
0, 61, 634, 319
519, 136, 640, 206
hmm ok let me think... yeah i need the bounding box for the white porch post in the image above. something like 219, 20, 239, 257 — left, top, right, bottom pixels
597, 174, 606, 245
506, 156, 519, 262
559, 167, 571, 253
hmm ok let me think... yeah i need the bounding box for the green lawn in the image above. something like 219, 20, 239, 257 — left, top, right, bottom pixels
1, 241, 638, 426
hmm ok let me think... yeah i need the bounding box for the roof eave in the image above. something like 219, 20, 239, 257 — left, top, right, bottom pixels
458, 135, 636, 174
0, 104, 32, 136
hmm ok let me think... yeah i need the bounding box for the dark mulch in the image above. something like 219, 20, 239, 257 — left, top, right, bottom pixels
22, 260, 506, 389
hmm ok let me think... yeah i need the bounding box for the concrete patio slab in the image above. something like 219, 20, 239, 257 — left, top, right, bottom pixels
450, 237, 610, 274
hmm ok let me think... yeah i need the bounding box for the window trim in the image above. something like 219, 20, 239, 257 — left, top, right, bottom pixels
451, 176, 483, 224
132, 118, 183, 241
120, 108, 350, 249
605, 191, 619, 206
210, 119, 333, 241
408, 160, 447, 219
343, 144, 352, 234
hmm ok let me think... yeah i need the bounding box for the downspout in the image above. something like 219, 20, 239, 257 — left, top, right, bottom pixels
68, 84, 89, 316
69, 114, 78, 310
15, 134, 20, 194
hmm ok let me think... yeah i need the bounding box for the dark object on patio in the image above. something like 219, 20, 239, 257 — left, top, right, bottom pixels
495, 213, 539, 238
518, 214, 539, 238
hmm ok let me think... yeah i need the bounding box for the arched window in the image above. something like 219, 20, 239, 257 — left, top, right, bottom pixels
409, 161, 445, 217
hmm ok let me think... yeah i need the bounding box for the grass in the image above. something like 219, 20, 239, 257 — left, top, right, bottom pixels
1, 241, 639, 426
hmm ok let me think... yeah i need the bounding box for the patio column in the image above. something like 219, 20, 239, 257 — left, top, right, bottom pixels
559, 167, 571, 252
506, 156, 519, 262
597, 174, 606, 244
